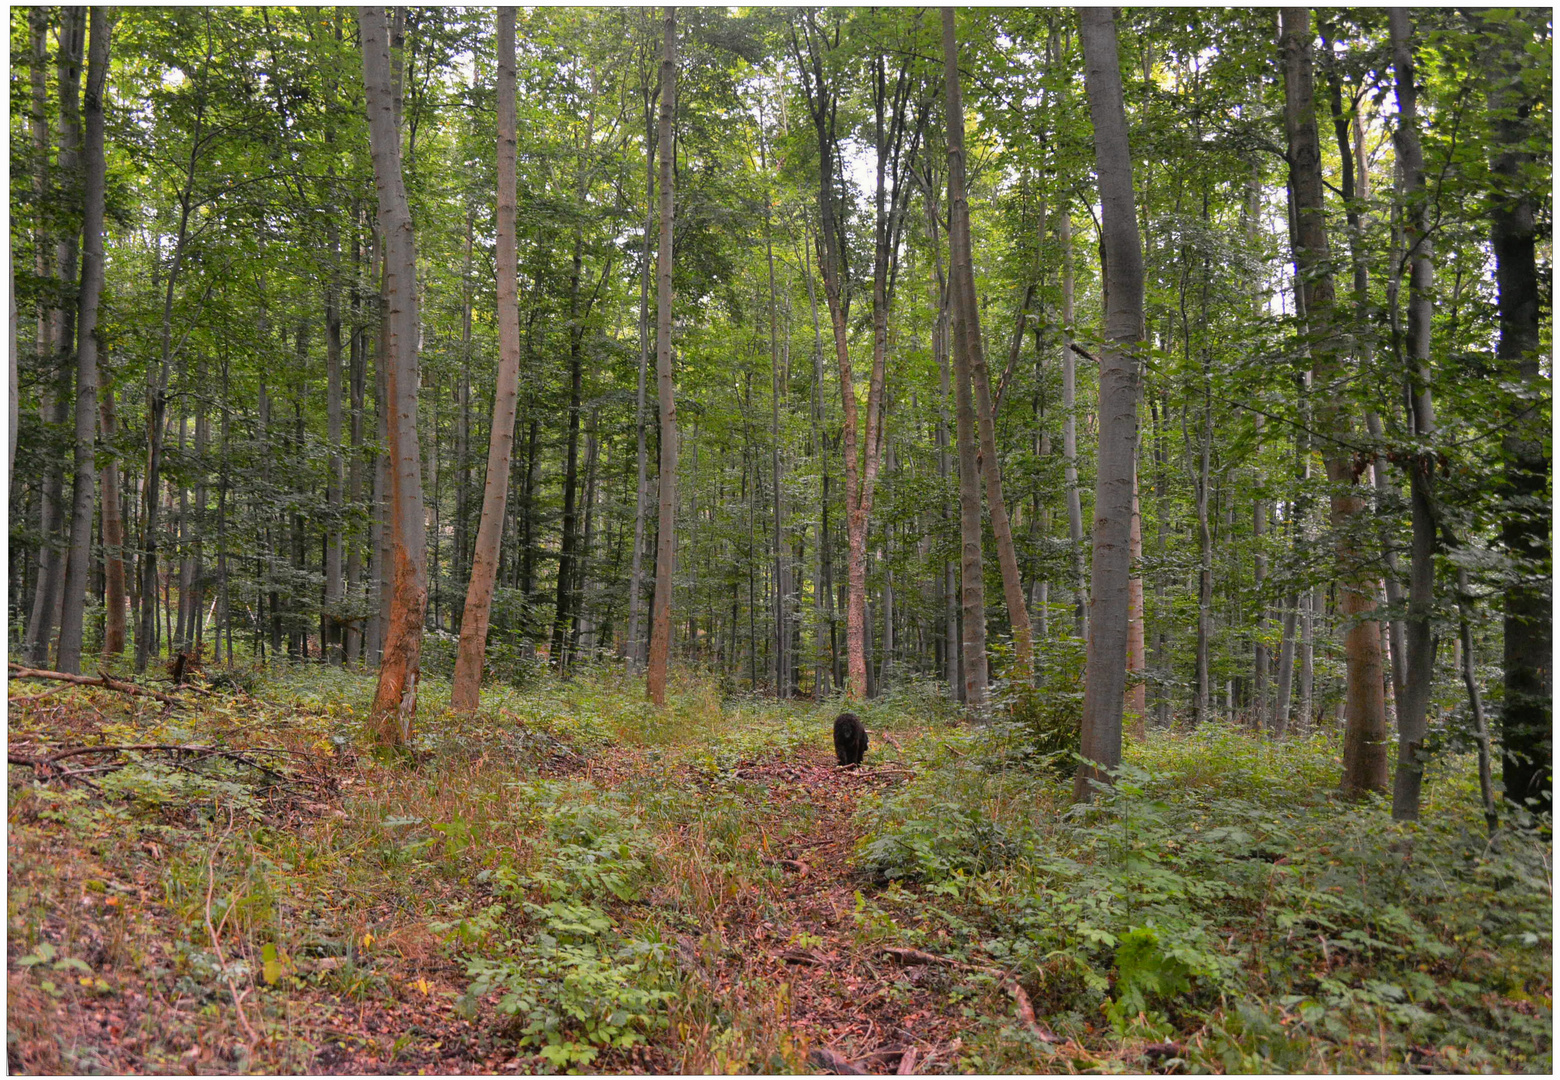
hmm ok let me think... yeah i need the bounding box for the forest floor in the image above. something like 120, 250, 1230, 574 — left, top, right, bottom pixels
6, 662, 1553, 1075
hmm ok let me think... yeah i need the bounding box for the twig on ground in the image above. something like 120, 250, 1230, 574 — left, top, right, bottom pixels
205, 813, 261, 1048
897, 1046, 920, 1074
873, 729, 905, 753
9, 663, 182, 706
879, 947, 1056, 1042
8, 743, 309, 786
7, 684, 71, 709
939, 741, 967, 758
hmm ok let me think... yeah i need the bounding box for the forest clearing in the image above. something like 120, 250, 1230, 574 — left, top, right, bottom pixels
7, 4, 1551, 1074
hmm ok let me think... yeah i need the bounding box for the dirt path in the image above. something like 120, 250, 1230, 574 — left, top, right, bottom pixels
639, 747, 976, 1075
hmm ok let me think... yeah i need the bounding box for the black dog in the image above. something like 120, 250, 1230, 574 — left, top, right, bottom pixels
833, 711, 868, 767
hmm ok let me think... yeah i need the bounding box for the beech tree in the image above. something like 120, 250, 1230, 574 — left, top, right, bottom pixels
645, 6, 678, 706
450, 6, 521, 714
361, 4, 427, 748
1074, 5, 1144, 801
1281, 7, 1388, 799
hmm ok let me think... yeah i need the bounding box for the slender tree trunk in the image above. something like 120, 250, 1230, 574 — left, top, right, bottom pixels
1387, 9, 1440, 821
1059, 209, 1088, 642
762, 117, 788, 698
1074, 6, 1143, 801
450, 7, 523, 713
361, 4, 428, 749
646, 8, 678, 706
1281, 7, 1387, 797
626, 64, 658, 669
944, 8, 1033, 684
99, 378, 126, 656
323, 242, 345, 663
58, 8, 110, 673
1193, 380, 1213, 726
345, 210, 367, 666
137, 45, 201, 675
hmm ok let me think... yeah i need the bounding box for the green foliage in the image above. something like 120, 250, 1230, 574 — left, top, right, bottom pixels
851, 723, 1552, 1071
438, 781, 671, 1069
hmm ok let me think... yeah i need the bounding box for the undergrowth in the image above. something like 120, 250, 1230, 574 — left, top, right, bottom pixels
8, 662, 1550, 1075
852, 721, 1552, 1073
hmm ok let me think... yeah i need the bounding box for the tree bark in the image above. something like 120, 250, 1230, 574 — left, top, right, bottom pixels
1482, 9, 1551, 815
626, 36, 659, 669
1281, 7, 1387, 797
1074, 6, 1143, 802
1058, 209, 1088, 642
58, 8, 110, 674
646, 7, 678, 706
450, 8, 523, 713
1386, 9, 1439, 821
943, 8, 1033, 684
99, 379, 126, 657
361, 4, 428, 749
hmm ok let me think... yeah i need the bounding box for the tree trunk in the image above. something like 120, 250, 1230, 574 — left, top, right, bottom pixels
646, 8, 678, 706
450, 7, 523, 713
1281, 7, 1387, 797
58, 8, 110, 674
361, 4, 428, 749
1482, 9, 1551, 815
1193, 380, 1213, 726
943, 7, 1033, 684
763, 117, 788, 698
99, 378, 127, 656
626, 55, 658, 669
1386, 8, 1440, 821
1058, 209, 1088, 642
345, 206, 367, 666
1074, 6, 1143, 801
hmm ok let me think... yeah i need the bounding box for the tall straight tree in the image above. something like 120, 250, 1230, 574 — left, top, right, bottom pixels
57, 7, 111, 674
942, 7, 1034, 684
625, 12, 660, 669
1058, 207, 1088, 642
451, 7, 522, 714
1074, 6, 1143, 802
1281, 7, 1388, 798
646, 7, 678, 706
1387, 8, 1439, 821
1481, 8, 1551, 815
361, 4, 428, 748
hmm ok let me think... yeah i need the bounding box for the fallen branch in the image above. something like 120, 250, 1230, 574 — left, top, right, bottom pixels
8, 743, 302, 784
897, 1047, 920, 1075
9, 664, 180, 706
880, 946, 984, 971
939, 741, 967, 758
873, 729, 905, 754
7, 684, 71, 709
879, 948, 1056, 1042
